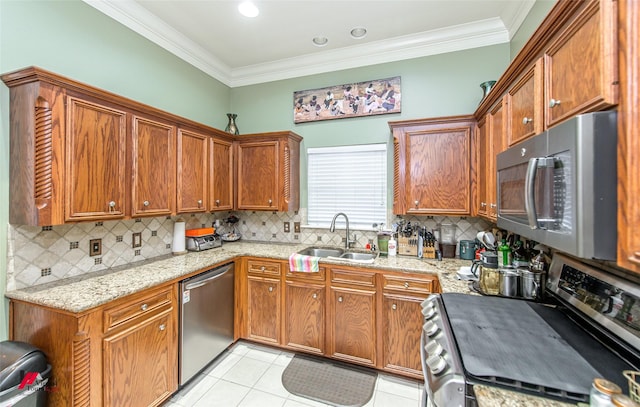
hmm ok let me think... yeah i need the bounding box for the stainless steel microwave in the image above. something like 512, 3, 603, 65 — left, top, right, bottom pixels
496, 111, 618, 260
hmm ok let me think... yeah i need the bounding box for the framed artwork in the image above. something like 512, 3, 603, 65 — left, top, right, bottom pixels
293, 76, 401, 123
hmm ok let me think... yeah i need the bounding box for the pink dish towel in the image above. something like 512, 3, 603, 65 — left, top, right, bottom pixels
288, 253, 320, 272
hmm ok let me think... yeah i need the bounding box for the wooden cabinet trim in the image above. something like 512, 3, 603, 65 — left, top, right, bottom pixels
103, 288, 173, 333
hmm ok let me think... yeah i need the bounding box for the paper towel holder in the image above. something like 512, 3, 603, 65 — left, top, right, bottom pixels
172, 217, 188, 255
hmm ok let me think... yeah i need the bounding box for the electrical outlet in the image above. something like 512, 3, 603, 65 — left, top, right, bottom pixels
284, 222, 290, 233
89, 239, 102, 256
132, 232, 142, 248
294, 222, 301, 233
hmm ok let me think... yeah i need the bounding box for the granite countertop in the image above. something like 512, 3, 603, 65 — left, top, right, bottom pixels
5, 241, 572, 407
5, 241, 475, 313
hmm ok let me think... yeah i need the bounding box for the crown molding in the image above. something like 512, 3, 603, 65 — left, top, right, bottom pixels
502, 0, 537, 39
84, 0, 514, 88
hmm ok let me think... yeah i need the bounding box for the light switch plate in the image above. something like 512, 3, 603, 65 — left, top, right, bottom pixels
294, 222, 301, 233
132, 232, 142, 248
90, 239, 102, 256
284, 222, 290, 233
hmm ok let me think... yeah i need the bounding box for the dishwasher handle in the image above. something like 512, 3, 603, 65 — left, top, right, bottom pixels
184, 264, 233, 290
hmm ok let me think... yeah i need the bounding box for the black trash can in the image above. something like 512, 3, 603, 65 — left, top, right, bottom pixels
0, 341, 52, 407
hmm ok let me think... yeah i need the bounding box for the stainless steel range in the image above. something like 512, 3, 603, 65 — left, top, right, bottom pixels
421, 253, 640, 406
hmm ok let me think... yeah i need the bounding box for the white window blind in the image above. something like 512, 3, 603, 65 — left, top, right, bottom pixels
307, 144, 387, 229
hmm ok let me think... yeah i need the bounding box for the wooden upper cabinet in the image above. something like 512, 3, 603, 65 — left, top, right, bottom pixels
177, 128, 208, 213
390, 116, 475, 215
617, 0, 640, 272
131, 116, 176, 217
65, 96, 127, 221
236, 132, 301, 212
506, 58, 544, 146
487, 97, 506, 221
209, 136, 234, 211
476, 116, 489, 218
544, 0, 618, 128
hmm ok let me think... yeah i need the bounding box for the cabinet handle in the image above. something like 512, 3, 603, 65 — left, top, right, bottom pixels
522, 117, 532, 124
480, 202, 487, 208
414, 200, 419, 207
260, 266, 266, 271
490, 203, 497, 209
268, 286, 274, 292
404, 282, 410, 288
108, 201, 116, 212
159, 324, 166, 331
312, 293, 318, 299
215, 199, 220, 206
392, 304, 397, 310
197, 199, 203, 208
141, 303, 148, 311
338, 296, 343, 303
143, 200, 149, 207
549, 98, 561, 108
268, 199, 273, 206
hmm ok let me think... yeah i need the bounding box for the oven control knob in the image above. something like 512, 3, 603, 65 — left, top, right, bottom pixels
423, 320, 439, 337
426, 355, 447, 375
425, 340, 443, 356
422, 305, 436, 319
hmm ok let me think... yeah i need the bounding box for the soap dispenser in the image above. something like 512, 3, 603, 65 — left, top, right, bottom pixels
388, 234, 397, 257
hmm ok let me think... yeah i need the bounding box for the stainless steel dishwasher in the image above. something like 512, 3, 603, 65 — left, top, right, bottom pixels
179, 262, 234, 386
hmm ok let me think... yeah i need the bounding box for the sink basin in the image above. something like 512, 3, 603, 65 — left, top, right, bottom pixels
298, 247, 344, 258
339, 252, 377, 261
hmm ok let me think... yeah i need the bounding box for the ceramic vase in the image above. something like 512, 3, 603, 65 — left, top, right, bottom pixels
225, 113, 239, 135
479, 81, 497, 103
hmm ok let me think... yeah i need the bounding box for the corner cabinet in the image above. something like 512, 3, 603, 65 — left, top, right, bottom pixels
236, 132, 302, 212
209, 136, 234, 211
9, 284, 179, 407
390, 116, 475, 216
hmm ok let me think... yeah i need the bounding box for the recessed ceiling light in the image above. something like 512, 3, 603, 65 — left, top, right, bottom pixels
350, 27, 367, 39
238, 1, 259, 18
312, 36, 328, 47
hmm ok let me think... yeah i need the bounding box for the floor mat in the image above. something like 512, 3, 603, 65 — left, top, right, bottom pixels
281, 354, 377, 407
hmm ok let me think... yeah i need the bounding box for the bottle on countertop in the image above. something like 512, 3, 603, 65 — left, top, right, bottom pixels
497, 239, 512, 267
388, 234, 397, 257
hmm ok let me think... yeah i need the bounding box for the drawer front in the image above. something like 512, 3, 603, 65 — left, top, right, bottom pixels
330, 268, 376, 288
382, 274, 434, 295
286, 266, 326, 282
104, 288, 173, 332
247, 259, 282, 276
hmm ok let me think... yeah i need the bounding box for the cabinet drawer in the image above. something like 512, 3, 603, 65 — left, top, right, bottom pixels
247, 259, 282, 276
330, 268, 376, 288
286, 266, 326, 282
383, 274, 435, 295
104, 288, 173, 332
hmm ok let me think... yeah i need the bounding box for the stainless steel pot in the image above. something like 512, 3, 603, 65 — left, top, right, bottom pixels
499, 267, 519, 297
519, 268, 543, 299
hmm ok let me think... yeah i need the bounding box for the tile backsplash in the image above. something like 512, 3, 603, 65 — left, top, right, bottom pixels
6, 210, 492, 290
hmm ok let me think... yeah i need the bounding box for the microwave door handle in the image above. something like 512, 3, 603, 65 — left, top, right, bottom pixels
524, 157, 539, 229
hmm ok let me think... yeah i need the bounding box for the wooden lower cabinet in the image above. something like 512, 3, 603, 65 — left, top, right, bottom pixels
381, 294, 425, 376
247, 277, 281, 345
284, 281, 325, 354
8, 284, 178, 407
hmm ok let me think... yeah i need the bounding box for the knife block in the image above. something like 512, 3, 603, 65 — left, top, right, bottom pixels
398, 236, 418, 256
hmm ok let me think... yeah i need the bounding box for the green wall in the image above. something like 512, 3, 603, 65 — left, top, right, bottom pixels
0, 0, 231, 341
510, 0, 556, 60
230, 44, 510, 205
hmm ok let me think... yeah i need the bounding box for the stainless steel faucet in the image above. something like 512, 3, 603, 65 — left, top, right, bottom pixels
330, 212, 355, 249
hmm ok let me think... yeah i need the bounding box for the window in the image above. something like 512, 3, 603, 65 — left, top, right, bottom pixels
307, 144, 387, 229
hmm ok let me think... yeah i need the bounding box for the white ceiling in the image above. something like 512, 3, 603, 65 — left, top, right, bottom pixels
84, 0, 541, 87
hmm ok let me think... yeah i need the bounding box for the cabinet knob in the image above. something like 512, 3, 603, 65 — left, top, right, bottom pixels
404, 282, 410, 288
338, 296, 343, 303
268, 286, 274, 292
108, 201, 116, 212
215, 199, 220, 206
414, 200, 419, 207
159, 324, 166, 331
490, 203, 497, 209
312, 293, 318, 299
141, 303, 148, 311
260, 266, 266, 271
197, 199, 203, 207
522, 117, 532, 124
392, 304, 397, 310
268, 199, 273, 205
549, 98, 561, 108
480, 202, 487, 208
143, 200, 149, 207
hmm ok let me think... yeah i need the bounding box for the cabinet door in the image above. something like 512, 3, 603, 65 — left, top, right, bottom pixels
103, 310, 177, 407
65, 96, 127, 221
131, 116, 176, 217
476, 116, 489, 218
285, 281, 325, 354
177, 129, 208, 213
247, 277, 281, 344
507, 58, 544, 146
382, 293, 424, 377
209, 137, 234, 211
237, 140, 279, 210
544, 0, 618, 128
329, 286, 376, 366
487, 98, 506, 220
405, 124, 472, 215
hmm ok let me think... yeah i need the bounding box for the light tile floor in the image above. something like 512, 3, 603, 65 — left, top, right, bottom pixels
166, 340, 424, 407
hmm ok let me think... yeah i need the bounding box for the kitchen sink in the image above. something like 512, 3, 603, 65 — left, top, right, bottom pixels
339, 252, 377, 261
297, 247, 344, 258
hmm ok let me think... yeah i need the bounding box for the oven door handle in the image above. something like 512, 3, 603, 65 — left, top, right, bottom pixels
524, 157, 539, 229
